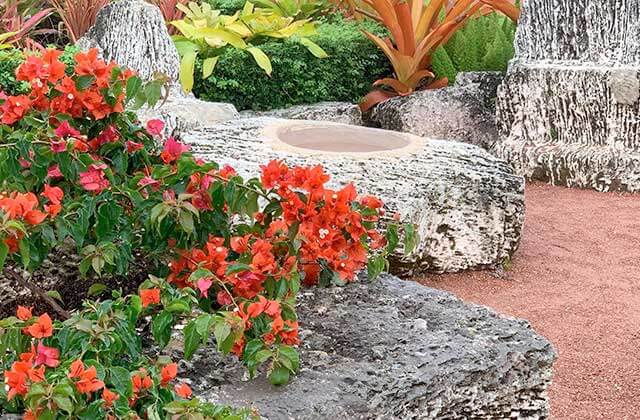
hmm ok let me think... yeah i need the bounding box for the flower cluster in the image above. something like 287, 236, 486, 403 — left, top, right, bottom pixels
1, 49, 132, 125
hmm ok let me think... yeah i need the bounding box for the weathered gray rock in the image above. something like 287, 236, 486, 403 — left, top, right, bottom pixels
183, 117, 525, 274
185, 274, 556, 419
369, 73, 502, 150
77, 0, 180, 84
137, 95, 239, 137
240, 102, 363, 126
495, 0, 640, 192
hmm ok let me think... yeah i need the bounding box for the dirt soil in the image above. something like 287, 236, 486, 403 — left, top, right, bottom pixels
418, 182, 640, 420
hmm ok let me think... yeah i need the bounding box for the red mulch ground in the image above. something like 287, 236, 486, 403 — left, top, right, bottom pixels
418, 182, 640, 420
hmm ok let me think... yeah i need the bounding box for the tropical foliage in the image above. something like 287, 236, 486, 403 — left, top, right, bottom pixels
172, 1, 327, 92
359, 0, 520, 111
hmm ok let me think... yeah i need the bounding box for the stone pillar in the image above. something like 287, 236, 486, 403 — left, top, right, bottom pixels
77, 0, 239, 135
494, 0, 640, 192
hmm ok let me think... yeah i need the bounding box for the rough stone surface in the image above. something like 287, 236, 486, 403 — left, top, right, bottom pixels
184, 274, 556, 419
138, 95, 239, 137
495, 0, 640, 192
77, 0, 180, 85
183, 117, 525, 274
240, 102, 363, 126
369, 73, 501, 150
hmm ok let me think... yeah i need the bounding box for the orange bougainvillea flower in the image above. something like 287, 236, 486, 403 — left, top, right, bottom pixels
140, 288, 161, 307
102, 387, 119, 408
16, 306, 33, 321
0, 192, 47, 225
0, 95, 33, 125
160, 362, 177, 386
174, 382, 192, 399
4, 360, 45, 400
132, 368, 153, 393
26, 313, 53, 339
68, 360, 104, 394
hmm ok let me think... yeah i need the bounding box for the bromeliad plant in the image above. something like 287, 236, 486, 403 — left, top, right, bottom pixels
0, 48, 413, 416
171, 1, 327, 92
359, 0, 520, 111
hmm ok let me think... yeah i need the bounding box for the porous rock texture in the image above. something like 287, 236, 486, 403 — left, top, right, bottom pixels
369, 72, 503, 150
76, 0, 180, 84
183, 117, 525, 274
240, 101, 363, 126
185, 274, 556, 419
77, 0, 239, 136
494, 0, 640, 192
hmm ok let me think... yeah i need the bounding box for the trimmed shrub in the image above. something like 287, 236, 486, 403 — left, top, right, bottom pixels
432, 13, 516, 84
192, 17, 391, 111
204, 0, 247, 14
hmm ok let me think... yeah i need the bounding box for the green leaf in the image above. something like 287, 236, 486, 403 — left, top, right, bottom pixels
298, 37, 328, 58
213, 320, 231, 352
75, 75, 96, 90
165, 299, 191, 313
278, 345, 299, 371
246, 47, 272, 75
367, 254, 387, 279
126, 76, 143, 101
151, 310, 174, 348
202, 56, 219, 79
178, 210, 195, 235
109, 366, 133, 398
0, 241, 8, 269
179, 49, 198, 93
52, 395, 74, 413
87, 283, 107, 297
386, 223, 399, 254
46, 290, 63, 302
183, 320, 201, 360
18, 237, 29, 268
225, 263, 252, 275
268, 366, 290, 386
403, 223, 419, 255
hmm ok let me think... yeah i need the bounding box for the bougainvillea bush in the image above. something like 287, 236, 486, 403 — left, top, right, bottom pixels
0, 48, 412, 418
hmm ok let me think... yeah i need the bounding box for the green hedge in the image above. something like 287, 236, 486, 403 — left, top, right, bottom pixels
192, 17, 391, 111
203, 0, 246, 14
0, 46, 80, 96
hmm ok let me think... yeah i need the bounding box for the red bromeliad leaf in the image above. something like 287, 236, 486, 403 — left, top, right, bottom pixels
358, 89, 398, 112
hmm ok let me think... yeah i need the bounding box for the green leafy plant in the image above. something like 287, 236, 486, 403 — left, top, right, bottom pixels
251, 0, 330, 20
432, 12, 516, 83
359, 0, 520, 111
0, 47, 415, 416
171, 1, 327, 92
192, 16, 391, 110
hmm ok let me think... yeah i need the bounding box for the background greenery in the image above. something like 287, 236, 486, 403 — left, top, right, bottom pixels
432, 12, 516, 84
191, 15, 391, 111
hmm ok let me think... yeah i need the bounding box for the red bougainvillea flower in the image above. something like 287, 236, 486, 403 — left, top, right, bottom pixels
16, 306, 33, 321
196, 278, 213, 298
0, 95, 32, 125
54, 121, 81, 138
47, 165, 63, 178
217, 164, 237, 180
88, 125, 119, 150
160, 363, 177, 386
50, 138, 67, 154
0, 191, 47, 224
160, 137, 190, 164
25, 313, 53, 338
175, 383, 192, 399
74, 49, 109, 80
68, 359, 104, 394
102, 388, 119, 408
126, 140, 144, 153
132, 369, 153, 393
4, 361, 44, 400
34, 341, 60, 368
79, 163, 110, 193
138, 176, 161, 190
217, 290, 233, 306
140, 288, 161, 307
146, 119, 165, 136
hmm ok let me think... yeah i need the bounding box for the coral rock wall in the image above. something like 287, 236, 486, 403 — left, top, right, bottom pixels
495, 0, 640, 191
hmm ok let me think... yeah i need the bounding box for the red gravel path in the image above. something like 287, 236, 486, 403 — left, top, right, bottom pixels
418, 182, 640, 419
